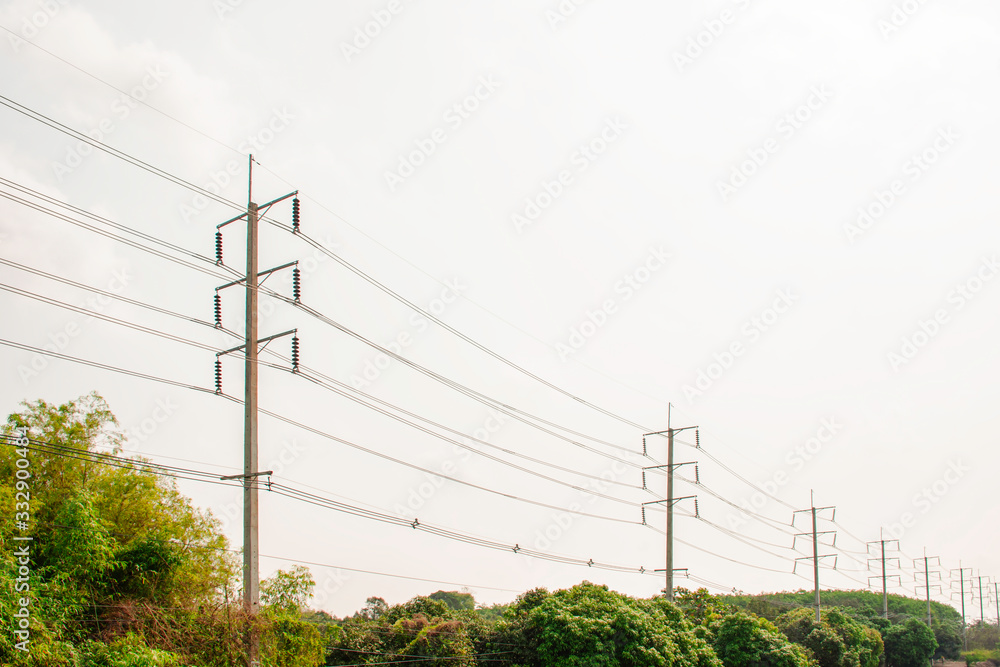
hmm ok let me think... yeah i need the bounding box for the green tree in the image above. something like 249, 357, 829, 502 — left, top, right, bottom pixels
677, 587, 734, 627
711, 612, 813, 667
429, 590, 477, 611
0, 393, 239, 666
261, 565, 316, 614
395, 617, 475, 667
883, 618, 937, 667
76, 632, 182, 667
358, 596, 389, 620
502, 581, 722, 667
326, 595, 473, 666
932, 620, 962, 660
965, 620, 1000, 652
2, 393, 235, 609
776, 607, 881, 667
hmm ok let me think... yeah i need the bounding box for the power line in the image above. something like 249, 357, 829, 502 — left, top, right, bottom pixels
3, 254, 647, 495
0, 337, 214, 394
676, 436, 797, 512
0, 28, 684, 430
11, 515, 524, 598
0, 176, 220, 269
0, 281, 222, 353
0, 184, 230, 280
1, 177, 646, 465
1, 432, 661, 578
0, 25, 243, 157
0, 96, 653, 440
2, 273, 653, 514
0, 338, 647, 525
273, 224, 652, 432
0, 256, 216, 328
0, 94, 243, 215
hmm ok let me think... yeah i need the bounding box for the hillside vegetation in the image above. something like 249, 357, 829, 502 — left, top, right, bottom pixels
2, 393, 996, 667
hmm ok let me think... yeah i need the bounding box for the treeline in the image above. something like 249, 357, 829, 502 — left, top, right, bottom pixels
2, 393, 998, 667
0, 393, 324, 666
322, 585, 1000, 667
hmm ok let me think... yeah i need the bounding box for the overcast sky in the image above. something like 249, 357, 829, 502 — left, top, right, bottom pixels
1, 0, 998, 618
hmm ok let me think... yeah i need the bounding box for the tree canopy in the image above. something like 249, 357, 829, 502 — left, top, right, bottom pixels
0, 393, 976, 667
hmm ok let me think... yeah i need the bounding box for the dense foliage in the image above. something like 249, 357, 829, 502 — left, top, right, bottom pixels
774, 607, 883, 667
0, 393, 325, 666
0, 393, 982, 667
882, 618, 937, 667
709, 613, 813, 667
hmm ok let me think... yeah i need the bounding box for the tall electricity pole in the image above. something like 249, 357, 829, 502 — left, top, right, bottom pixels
993, 581, 1000, 628
244, 165, 260, 663
950, 563, 973, 651
793, 493, 836, 622
214, 155, 302, 667
641, 404, 697, 601
867, 534, 900, 619
976, 574, 988, 624
914, 550, 941, 629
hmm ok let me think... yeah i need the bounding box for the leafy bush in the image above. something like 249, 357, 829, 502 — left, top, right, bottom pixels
775, 607, 881, 667
76, 632, 181, 667
499, 581, 722, 667
711, 612, 814, 667
883, 618, 937, 667
961, 648, 1000, 666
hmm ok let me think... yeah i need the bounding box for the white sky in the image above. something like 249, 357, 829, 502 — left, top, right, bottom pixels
1, 0, 998, 619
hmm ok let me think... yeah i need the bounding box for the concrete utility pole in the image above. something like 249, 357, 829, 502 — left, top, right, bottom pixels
867, 534, 900, 619
950, 564, 972, 651
812, 505, 820, 619
641, 404, 697, 601
214, 155, 301, 667
994, 582, 998, 628
244, 164, 260, 664
976, 574, 987, 624
794, 493, 836, 622
914, 550, 941, 630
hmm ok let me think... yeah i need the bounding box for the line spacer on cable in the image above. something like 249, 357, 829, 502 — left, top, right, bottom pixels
220, 470, 273, 481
